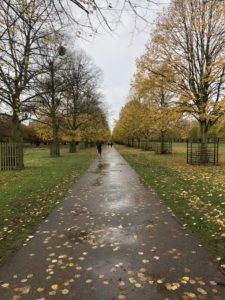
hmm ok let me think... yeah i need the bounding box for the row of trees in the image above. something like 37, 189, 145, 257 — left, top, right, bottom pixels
0, 0, 110, 157
113, 0, 225, 154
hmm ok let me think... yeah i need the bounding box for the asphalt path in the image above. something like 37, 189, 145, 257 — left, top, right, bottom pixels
0, 147, 224, 300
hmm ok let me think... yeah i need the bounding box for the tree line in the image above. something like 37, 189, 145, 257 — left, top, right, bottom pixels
113, 0, 225, 147
0, 0, 110, 156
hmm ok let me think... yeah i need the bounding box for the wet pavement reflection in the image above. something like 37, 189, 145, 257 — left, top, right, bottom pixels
0, 148, 224, 300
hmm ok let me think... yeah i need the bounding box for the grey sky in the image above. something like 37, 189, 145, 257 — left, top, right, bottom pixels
76, 3, 169, 131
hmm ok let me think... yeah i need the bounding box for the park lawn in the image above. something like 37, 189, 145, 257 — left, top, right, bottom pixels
117, 144, 225, 269
0, 147, 96, 266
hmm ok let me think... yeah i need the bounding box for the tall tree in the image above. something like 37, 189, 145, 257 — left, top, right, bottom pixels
33, 37, 67, 156
0, 0, 59, 141
151, 0, 225, 151
113, 99, 146, 146
80, 107, 111, 144
49, 0, 158, 36
62, 49, 102, 152
132, 59, 179, 152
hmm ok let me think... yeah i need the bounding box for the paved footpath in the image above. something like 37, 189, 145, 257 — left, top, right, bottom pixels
0, 148, 224, 300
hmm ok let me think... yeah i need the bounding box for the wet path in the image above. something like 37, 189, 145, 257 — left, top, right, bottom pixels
0, 148, 224, 300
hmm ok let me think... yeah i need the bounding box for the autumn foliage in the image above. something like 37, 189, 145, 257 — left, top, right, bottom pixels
113, 0, 225, 150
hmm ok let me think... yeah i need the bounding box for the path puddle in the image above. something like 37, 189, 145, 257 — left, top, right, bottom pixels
107, 199, 133, 210
95, 163, 109, 173
99, 227, 137, 245
67, 230, 90, 242
92, 177, 102, 186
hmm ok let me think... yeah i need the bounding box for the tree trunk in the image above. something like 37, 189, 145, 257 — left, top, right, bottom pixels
49, 61, 60, 157
69, 140, 77, 153
50, 118, 60, 157
200, 121, 208, 164
11, 113, 19, 142
161, 131, 165, 154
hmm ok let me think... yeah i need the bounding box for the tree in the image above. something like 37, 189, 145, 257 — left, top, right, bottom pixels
33, 37, 67, 156
80, 108, 111, 144
0, 0, 60, 141
49, 0, 158, 37
62, 49, 102, 152
132, 58, 180, 152
113, 99, 146, 146
151, 0, 225, 158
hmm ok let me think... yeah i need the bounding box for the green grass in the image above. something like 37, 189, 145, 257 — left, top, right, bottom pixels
0, 146, 96, 265
117, 143, 225, 268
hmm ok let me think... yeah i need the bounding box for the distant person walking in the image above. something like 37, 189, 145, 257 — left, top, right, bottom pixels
96, 142, 102, 158
110, 141, 113, 148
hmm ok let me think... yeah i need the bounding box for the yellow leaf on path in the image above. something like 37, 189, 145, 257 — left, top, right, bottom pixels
165, 282, 180, 290
189, 280, 196, 284
118, 295, 126, 300
183, 292, 196, 298
133, 234, 138, 240
197, 287, 207, 295
129, 278, 136, 284
182, 276, 189, 281
119, 281, 125, 289
142, 259, 149, 264
51, 284, 58, 290
157, 279, 163, 284
139, 268, 147, 272
49, 291, 56, 296
113, 247, 119, 251
153, 256, 160, 260
86, 279, 92, 283
137, 273, 145, 278
128, 271, 134, 275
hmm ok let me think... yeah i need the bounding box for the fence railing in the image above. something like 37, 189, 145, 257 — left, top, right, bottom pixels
122, 139, 173, 154
153, 142, 172, 154
187, 141, 219, 165
0, 142, 24, 171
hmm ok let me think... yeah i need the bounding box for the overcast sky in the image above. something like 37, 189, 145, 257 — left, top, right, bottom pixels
76, 2, 169, 131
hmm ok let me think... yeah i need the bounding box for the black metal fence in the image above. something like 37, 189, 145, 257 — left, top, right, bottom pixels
153, 141, 172, 154
0, 142, 24, 171
121, 139, 172, 154
187, 140, 219, 165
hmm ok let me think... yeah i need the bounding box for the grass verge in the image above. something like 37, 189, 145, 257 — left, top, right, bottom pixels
117, 144, 225, 269
0, 147, 96, 266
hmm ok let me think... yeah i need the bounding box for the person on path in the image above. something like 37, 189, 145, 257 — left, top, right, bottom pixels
110, 141, 113, 148
96, 142, 102, 157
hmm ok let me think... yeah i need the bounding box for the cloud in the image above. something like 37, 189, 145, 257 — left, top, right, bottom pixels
75, 4, 168, 130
